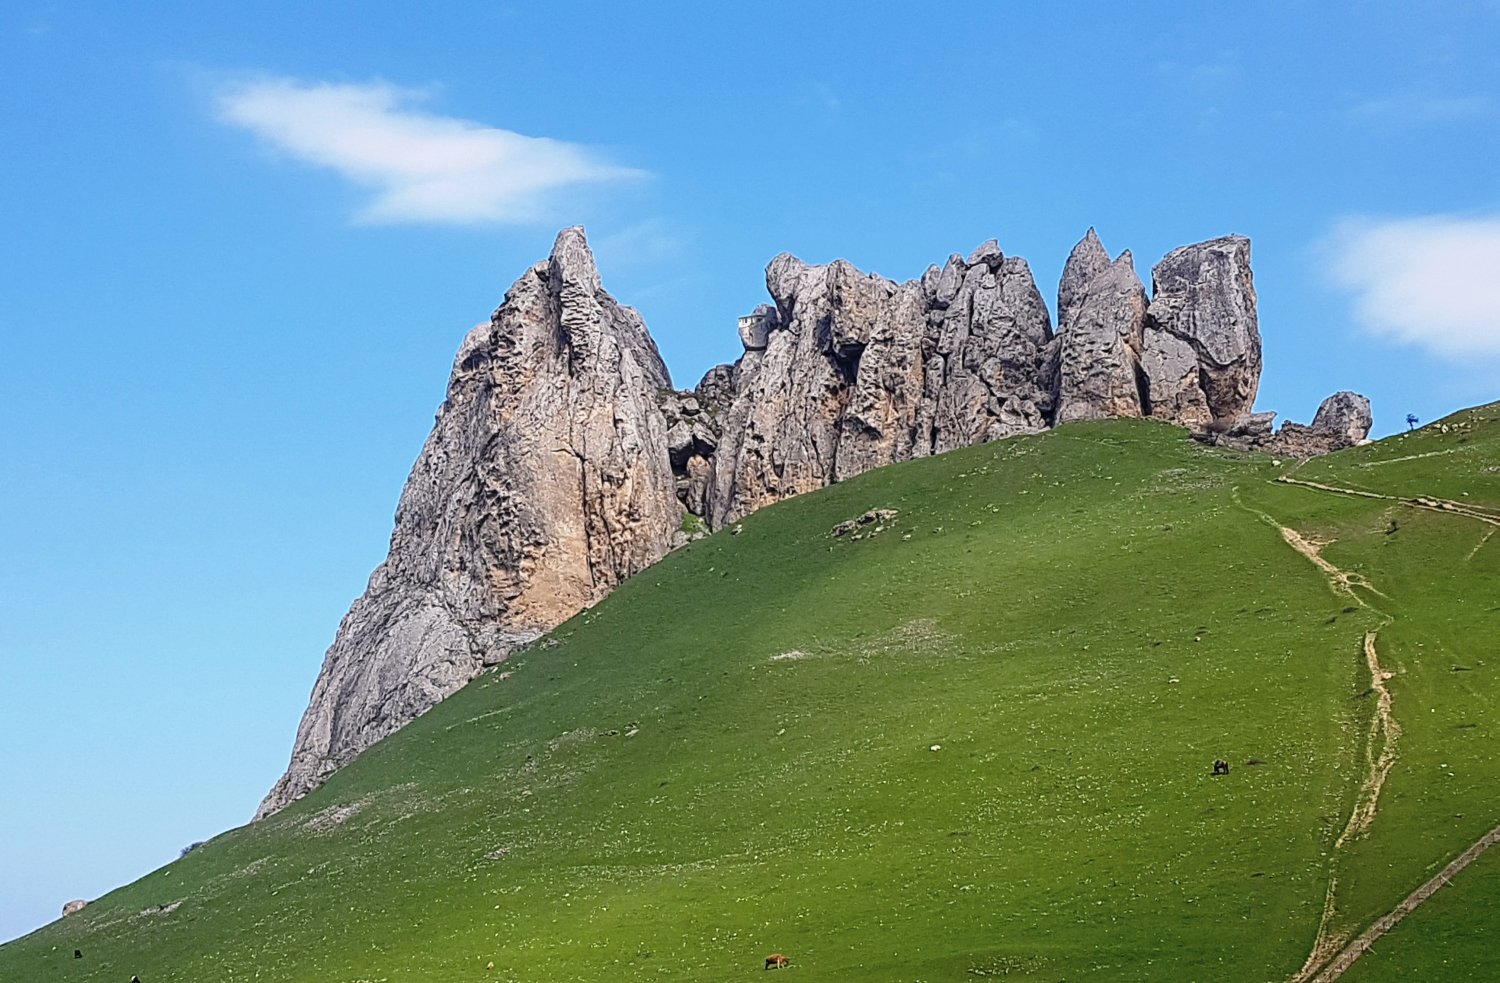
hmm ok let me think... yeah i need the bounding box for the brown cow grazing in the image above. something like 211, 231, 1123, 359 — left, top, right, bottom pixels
1213, 759, 1230, 776
765, 953, 790, 970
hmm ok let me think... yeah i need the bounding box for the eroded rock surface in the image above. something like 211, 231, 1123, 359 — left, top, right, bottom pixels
1141, 235, 1260, 426
1263, 391, 1374, 457
706, 241, 1053, 524
1053, 229, 1149, 423
660, 390, 719, 520
256, 228, 683, 819
264, 225, 1361, 817
1196, 391, 1374, 457
1311, 391, 1373, 446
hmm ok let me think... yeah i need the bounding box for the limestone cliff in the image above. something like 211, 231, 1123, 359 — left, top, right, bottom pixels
704, 241, 1053, 525
261, 225, 1358, 817
1140, 235, 1261, 426
256, 228, 682, 818
1053, 229, 1149, 423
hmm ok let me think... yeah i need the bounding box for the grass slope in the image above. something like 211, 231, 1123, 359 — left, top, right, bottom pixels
4, 407, 1498, 983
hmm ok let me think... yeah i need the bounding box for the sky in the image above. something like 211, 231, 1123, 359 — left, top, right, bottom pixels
2, 0, 1498, 945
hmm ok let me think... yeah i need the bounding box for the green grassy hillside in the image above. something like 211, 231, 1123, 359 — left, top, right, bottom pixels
5, 406, 1498, 983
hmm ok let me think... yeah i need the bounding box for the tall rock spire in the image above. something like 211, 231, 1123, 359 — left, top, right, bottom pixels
1053, 229, 1150, 423
1139, 235, 1261, 426
256, 228, 682, 819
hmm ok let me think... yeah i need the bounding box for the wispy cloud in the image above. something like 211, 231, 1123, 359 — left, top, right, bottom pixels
593, 219, 689, 269
1153, 48, 1242, 83
1328, 213, 1500, 358
217, 77, 645, 225
1353, 94, 1492, 124
790, 82, 842, 113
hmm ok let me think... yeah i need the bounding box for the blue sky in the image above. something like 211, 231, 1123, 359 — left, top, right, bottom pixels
2, 0, 1498, 944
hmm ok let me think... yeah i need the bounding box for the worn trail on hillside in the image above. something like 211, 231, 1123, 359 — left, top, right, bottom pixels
1263, 475, 1499, 981
1305, 824, 1500, 982
1275, 475, 1500, 527
1286, 632, 1405, 979
1231, 489, 1398, 983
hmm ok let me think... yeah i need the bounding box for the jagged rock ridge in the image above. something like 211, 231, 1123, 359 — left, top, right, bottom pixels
702, 241, 1055, 526
259, 225, 1366, 817
1197, 390, 1373, 456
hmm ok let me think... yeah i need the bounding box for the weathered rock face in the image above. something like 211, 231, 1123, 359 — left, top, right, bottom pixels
704, 254, 883, 525
659, 390, 719, 520
1140, 235, 1260, 426
1261, 391, 1374, 457
265, 225, 1361, 817
920, 242, 1055, 454
1053, 229, 1149, 423
705, 242, 1054, 524
256, 228, 683, 819
1196, 391, 1374, 457
1311, 391, 1373, 446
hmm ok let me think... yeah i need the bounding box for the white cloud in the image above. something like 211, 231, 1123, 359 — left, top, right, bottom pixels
217, 77, 644, 224
1329, 214, 1500, 358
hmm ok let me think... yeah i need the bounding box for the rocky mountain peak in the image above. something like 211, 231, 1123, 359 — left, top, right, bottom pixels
966, 239, 1005, 269
546, 225, 603, 293
1052, 230, 1150, 424
1139, 234, 1260, 426
256, 226, 681, 820
1057, 228, 1112, 330
260, 225, 1364, 818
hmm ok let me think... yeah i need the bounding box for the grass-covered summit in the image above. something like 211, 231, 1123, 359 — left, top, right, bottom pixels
6, 405, 1498, 982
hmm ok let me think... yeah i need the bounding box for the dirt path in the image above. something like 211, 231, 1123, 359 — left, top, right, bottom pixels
1232, 490, 1388, 605
1357, 448, 1461, 468
1254, 475, 1498, 982
1272, 522, 1388, 601
1335, 633, 1401, 853
1232, 490, 1400, 982
1276, 475, 1500, 527
1307, 824, 1500, 982
1285, 630, 1401, 983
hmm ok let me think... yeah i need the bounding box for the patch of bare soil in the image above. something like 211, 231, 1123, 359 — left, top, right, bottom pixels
301, 802, 364, 833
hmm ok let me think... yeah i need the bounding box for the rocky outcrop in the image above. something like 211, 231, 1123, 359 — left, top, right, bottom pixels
1196, 391, 1373, 456
705, 241, 1053, 524
1053, 229, 1149, 422
61, 900, 88, 917
1311, 391, 1374, 446
1140, 236, 1260, 426
256, 228, 683, 819
264, 225, 1361, 817
1262, 391, 1373, 457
